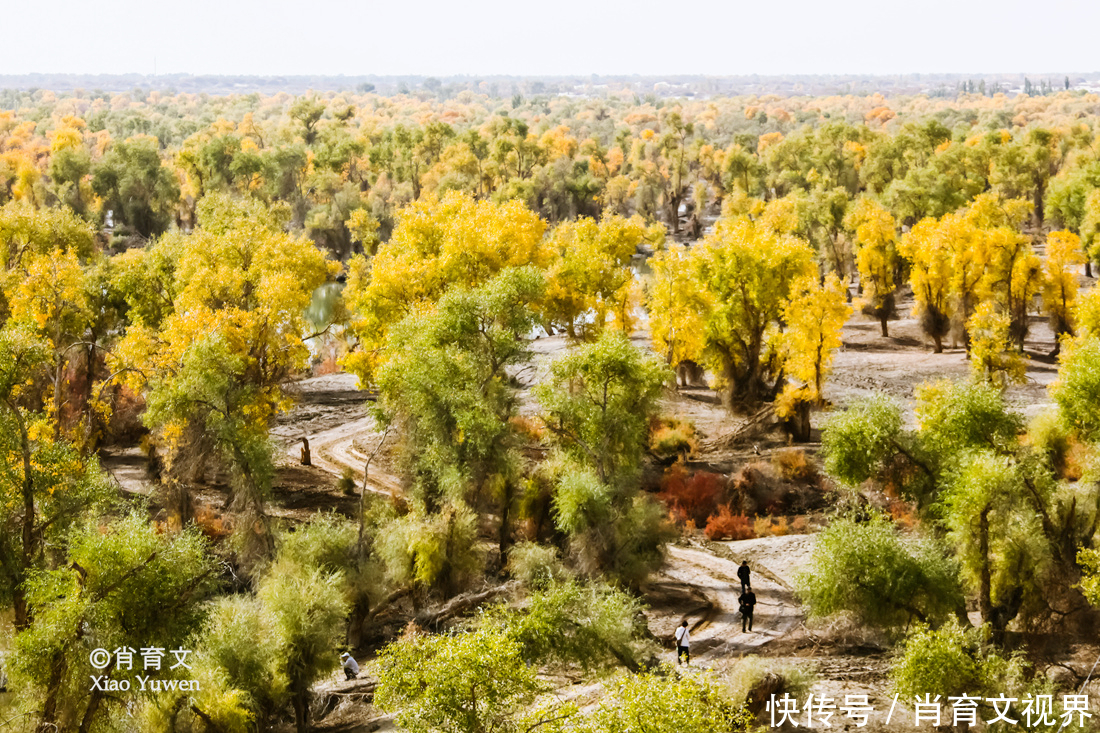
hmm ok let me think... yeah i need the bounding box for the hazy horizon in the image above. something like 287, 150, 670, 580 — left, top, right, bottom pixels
4, 0, 1098, 78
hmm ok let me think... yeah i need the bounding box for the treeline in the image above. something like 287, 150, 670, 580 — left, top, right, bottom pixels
5, 88, 1100, 252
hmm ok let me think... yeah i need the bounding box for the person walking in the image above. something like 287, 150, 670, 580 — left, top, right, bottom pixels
341, 652, 359, 680
737, 560, 751, 594
739, 588, 756, 632
674, 620, 691, 665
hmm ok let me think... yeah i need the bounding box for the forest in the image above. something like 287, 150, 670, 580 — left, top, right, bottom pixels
0, 83, 1099, 732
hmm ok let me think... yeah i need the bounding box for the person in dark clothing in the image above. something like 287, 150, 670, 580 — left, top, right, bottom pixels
737, 561, 751, 594
739, 589, 756, 632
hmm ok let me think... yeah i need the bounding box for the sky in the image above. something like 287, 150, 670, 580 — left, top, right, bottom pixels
4, 0, 1098, 77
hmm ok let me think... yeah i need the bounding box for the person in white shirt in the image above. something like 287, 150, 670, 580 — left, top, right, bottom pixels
341, 652, 359, 680
674, 620, 691, 665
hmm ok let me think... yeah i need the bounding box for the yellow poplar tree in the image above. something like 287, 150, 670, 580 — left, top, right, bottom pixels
342, 192, 547, 384
646, 240, 707, 382
781, 273, 852, 401
777, 274, 851, 440
844, 197, 898, 337
116, 197, 337, 533
899, 217, 954, 352
543, 215, 660, 339
1042, 230, 1086, 349
1075, 284, 1100, 338
968, 302, 1026, 387
691, 216, 815, 409
968, 195, 1038, 350
943, 213, 988, 350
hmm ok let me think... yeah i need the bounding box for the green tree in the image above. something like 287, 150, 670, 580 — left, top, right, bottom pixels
91, 134, 180, 238
821, 380, 1097, 637
10, 514, 215, 733
536, 332, 672, 584
376, 625, 569, 733
376, 268, 544, 554
576, 669, 751, 733
258, 556, 349, 733
796, 514, 964, 631
536, 331, 670, 486
1051, 334, 1100, 442
0, 327, 113, 631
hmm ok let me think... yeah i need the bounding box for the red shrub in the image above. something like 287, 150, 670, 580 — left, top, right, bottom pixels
659, 465, 724, 527
704, 507, 755, 541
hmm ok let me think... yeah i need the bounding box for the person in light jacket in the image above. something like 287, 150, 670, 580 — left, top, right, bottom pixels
674, 620, 691, 665
341, 652, 359, 680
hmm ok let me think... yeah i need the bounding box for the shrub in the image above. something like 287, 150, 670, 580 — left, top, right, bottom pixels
886, 499, 918, 529
375, 504, 484, 597
509, 414, 547, 442
552, 463, 674, 587
723, 657, 815, 719
704, 507, 755, 541
336, 467, 357, 496
728, 462, 785, 515
507, 542, 570, 588
649, 418, 697, 462
1027, 409, 1085, 480
577, 666, 752, 733
492, 579, 653, 673
192, 595, 288, 729
1080, 547, 1100, 607
771, 448, 818, 483
658, 465, 724, 526
891, 621, 1030, 704
194, 503, 232, 540
376, 625, 550, 733
753, 516, 790, 537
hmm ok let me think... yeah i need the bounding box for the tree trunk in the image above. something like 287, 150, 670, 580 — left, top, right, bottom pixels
36, 651, 67, 733
789, 402, 812, 443
53, 354, 65, 441
978, 507, 993, 628
6, 399, 36, 630
78, 688, 107, 733
293, 688, 310, 733
879, 311, 889, 338
498, 481, 512, 558
932, 333, 943, 354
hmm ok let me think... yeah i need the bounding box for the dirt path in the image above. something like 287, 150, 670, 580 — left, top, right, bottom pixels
272, 372, 403, 496
648, 534, 815, 666
284, 415, 402, 497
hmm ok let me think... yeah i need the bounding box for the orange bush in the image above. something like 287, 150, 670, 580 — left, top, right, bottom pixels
704, 507, 755, 541
509, 415, 547, 442
659, 465, 724, 526
887, 499, 918, 530
754, 516, 791, 537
